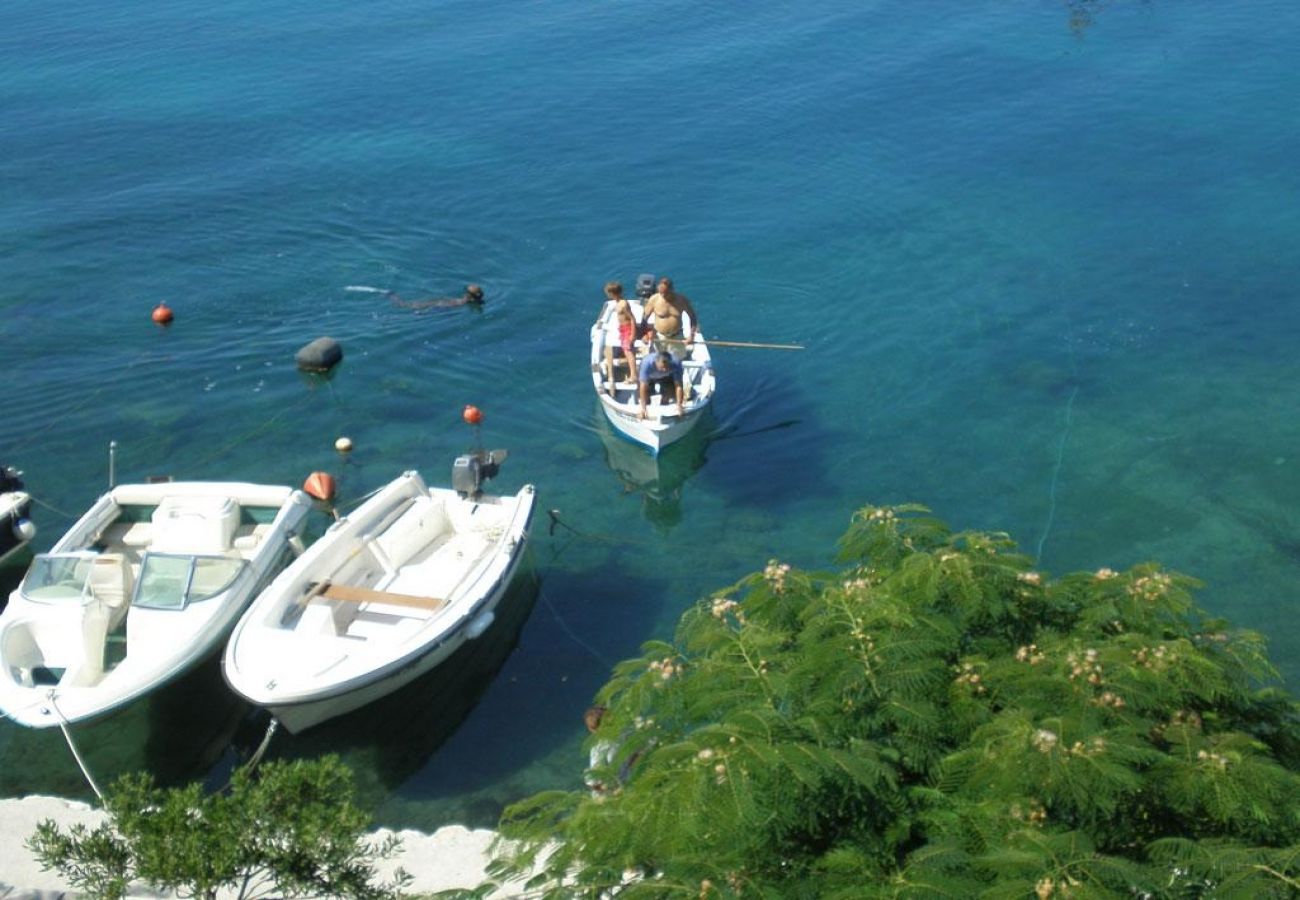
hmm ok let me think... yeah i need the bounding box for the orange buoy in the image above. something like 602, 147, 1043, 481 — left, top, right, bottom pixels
303, 471, 336, 502
151, 302, 174, 325
463, 405, 483, 426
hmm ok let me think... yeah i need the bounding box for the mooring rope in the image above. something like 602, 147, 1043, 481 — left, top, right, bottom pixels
243, 718, 279, 772
28, 495, 79, 521
49, 692, 105, 802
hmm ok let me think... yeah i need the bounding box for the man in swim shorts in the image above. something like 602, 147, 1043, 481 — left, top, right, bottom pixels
641, 277, 700, 349
638, 351, 685, 420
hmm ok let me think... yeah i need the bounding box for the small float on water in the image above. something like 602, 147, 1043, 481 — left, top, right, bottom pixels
0, 465, 36, 567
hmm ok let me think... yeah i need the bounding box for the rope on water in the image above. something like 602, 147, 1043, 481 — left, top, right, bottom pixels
1035, 385, 1078, 565
50, 692, 105, 802
537, 509, 620, 668
545, 508, 645, 546
29, 495, 79, 521
244, 718, 279, 772
541, 590, 614, 669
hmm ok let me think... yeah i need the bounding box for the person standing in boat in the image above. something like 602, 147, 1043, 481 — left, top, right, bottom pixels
638, 351, 685, 420
602, 281, 640, 392
641, 277, 700, 351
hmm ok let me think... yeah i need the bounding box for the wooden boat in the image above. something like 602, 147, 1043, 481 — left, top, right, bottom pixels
222, 456, 536, 734
0, 481, 312, 728
590, 287, 715, 455
0, 465, 36, 567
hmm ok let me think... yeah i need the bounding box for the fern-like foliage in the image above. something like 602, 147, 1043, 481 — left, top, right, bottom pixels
491, 504, 1300, 898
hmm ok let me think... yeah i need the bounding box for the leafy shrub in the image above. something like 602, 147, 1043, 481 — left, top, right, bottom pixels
493, 504, 1300, 898
28, 755, 410, 900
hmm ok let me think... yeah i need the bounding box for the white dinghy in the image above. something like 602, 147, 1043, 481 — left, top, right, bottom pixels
223, 453, 536, 734
0, 481, 311, 728
590, 275, 715, 455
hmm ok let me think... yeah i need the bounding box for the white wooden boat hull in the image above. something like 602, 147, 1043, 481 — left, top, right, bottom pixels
590, 298, 715, 456
223, 472, 536, 733
0, 482, 311, 728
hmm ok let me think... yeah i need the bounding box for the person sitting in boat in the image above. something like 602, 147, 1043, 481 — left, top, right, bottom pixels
641, 277, 699, 352
602, 281, 640, 391
638, 351, 685, 420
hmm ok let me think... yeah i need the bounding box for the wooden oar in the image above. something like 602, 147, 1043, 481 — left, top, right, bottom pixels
706, 339, 805, 350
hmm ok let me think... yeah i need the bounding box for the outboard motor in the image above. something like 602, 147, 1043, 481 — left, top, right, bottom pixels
635, 273, 656, 299
0, 465, 23, 493
452, 449, 509, 498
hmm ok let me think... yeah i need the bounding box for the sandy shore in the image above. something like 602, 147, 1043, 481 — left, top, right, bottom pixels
0, 795, 515, 897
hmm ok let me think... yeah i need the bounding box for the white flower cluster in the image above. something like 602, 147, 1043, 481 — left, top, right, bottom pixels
710, 596, 745, 625
1066, 648, 1104, 685
1197, 749, 1230, 770
1010, 800, 1048, 826
648, 657, 683, 682
953, 662, 986, 695
1015, 643, 1046, 665
1032, 728, 1059, 753
1133, 644, 1177, 670
1128, 570, 1173, 602
763, 559, 792, 592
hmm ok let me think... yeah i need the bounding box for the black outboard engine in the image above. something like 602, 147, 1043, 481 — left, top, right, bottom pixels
452, 449, 509, 498
635, 273, 656, 299
0, 465, 23, 493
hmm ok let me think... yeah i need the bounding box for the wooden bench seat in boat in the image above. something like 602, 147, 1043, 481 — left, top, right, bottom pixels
322, 582, 447, 611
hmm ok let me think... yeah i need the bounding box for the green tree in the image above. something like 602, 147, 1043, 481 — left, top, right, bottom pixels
27, 755, 410, 900
491, 504, 1300, 898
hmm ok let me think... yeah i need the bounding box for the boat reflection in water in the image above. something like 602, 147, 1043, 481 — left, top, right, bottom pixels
594, 405, 713, 532
248, 559, 541, 810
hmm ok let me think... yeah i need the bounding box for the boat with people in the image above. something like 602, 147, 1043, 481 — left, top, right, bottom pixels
1, 465, 36, 568
222, 452, 536, 734
590, 274, 715, 455
0, 480, 312, 728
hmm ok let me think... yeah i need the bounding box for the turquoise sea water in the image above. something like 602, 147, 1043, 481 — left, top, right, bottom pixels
3, 1, 1300, 830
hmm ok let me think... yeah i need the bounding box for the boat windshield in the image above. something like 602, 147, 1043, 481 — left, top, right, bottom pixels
134, 553, 245, 610
19, 553, 97, 602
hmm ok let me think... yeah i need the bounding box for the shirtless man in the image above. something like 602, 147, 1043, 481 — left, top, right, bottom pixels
641, 277, 700, 347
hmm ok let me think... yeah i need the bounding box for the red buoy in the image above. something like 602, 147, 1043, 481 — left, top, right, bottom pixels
463, 405, 483, 426
151, 302, 174, 325
303, 471, 336, 502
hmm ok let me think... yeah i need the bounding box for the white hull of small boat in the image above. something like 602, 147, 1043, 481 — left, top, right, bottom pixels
590, 299, 715, 455
223, 470, 536, 734
0, 482, 311, 728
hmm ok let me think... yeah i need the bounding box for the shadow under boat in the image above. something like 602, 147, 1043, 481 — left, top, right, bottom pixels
0, 647, 249, 802
239, 557, 542, 808
593, 404, 713, 532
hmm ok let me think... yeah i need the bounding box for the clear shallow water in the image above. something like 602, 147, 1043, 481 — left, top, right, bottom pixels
3, 1, 1300, 830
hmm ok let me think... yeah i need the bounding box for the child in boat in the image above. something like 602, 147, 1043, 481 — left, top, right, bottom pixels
602, 281, 640, 392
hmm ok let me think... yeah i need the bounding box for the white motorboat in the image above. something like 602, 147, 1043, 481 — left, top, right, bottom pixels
223, 454, 536, 734
0, 481, 312, 728
590, 277, 715, 455
0, 465, 36, 567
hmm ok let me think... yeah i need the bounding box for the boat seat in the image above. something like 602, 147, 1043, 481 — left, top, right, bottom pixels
88, 553, 133, 631
370, 498, 449, 570
151, 496, 240, 554
321, 582, 446, 612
